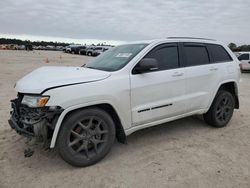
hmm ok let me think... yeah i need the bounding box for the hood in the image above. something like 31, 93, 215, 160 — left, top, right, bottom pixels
16, 66, 111, 94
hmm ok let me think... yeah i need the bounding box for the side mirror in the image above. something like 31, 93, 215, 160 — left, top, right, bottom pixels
133, 58, 159, 74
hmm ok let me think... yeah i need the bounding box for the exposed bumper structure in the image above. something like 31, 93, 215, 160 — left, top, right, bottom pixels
8, 95, 63, 142
8, 115, 34, 137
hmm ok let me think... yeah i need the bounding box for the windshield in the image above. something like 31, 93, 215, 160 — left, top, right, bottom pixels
85, 43, 148, 71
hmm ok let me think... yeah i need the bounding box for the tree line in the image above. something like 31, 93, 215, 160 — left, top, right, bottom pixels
0, 38, 71, 47
228, 43, 250, 52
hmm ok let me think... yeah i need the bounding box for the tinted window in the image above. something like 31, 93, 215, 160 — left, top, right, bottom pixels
238, 53, 249, 61
184, 44, 209, 66
95, 47, 102, 50
207, 44, 232, 62
144, 45, 179, 70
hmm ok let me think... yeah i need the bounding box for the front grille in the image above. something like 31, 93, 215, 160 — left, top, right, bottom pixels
19, 105, 50, 125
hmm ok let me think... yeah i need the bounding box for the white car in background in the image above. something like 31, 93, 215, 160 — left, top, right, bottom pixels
237, 52, 250, 71
234, 52, 241, 57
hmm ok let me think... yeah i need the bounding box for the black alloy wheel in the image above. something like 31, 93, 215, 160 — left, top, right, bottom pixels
58, 108, 115, 167
204, 90, 235, 127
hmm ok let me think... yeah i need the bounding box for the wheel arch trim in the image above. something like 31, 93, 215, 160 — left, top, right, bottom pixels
49, 100, 126, 148
207, 79, 239, 111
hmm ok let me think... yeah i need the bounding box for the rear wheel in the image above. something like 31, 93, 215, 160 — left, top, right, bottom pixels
87, 52, 92, 56
57, 108, 115, 167
203, 90, 235, 128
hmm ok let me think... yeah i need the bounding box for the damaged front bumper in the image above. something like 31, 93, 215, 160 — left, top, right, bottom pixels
8, 95, 63, 143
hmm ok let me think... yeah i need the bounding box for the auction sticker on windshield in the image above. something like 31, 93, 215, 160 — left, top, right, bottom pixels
115, 53, 133, 58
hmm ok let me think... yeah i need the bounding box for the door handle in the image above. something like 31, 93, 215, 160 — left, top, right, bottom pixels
209, 67, 218, 71
172, 72, 184, 77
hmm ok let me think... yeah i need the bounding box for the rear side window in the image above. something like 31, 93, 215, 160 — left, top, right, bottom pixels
207, 44, 232, 63
144, 44, 179, 70
238, 53, 249, 61
183, 44, 209, 66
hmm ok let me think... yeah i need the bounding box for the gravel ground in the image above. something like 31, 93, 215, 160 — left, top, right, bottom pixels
0, 50, 249, 188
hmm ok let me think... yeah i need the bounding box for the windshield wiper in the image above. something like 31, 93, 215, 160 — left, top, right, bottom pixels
85, 66, 97, 70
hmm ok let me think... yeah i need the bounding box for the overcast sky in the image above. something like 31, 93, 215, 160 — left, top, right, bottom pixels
0, 0, 249, 45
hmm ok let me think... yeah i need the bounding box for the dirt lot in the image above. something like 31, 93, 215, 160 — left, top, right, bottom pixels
0, 50, 249, 188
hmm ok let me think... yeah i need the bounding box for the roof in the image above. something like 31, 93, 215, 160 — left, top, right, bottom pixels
237, 51, 250, 54
124, 37, 223, 46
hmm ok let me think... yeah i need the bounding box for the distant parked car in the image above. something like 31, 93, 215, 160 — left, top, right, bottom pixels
65, 45, 73, 53
238, 52, 250, 71
55, 46, 64, 51
84, 46, 95, 56
45, 45, 56, 51
93, 47, 110, 56
79, 47, 88, 55
71, 46, 86, 54
64, 45, 80, 53
86, 46, 110, 56
16, 45, 26, 50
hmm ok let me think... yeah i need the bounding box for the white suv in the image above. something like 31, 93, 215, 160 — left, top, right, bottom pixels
9, 38, 240, 166
237, 52, 250, 71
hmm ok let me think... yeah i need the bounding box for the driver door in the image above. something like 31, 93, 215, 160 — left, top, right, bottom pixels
130, 43, 187, 126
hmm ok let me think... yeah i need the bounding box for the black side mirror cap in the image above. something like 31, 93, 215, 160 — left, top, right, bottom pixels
132, 58, 159, 74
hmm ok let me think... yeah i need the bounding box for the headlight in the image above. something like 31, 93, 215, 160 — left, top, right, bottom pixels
21, 95, 50, 108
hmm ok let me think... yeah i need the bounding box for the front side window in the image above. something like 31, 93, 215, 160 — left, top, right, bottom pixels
143, 44, 179, 70
184, 44, 209, 66
207, 44, 232, 63
238, 53, 249, 61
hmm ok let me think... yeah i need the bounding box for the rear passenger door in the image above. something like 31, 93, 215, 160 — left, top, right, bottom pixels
183, 43, 220, 112
183, 43, 233, 112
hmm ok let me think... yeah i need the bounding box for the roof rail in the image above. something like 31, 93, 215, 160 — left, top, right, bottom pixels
167, 37, 216, 41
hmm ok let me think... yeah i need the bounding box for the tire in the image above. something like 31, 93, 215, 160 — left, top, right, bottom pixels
57, 108, 116, 167
203, 90, 235, 128
87, 52, 92, 56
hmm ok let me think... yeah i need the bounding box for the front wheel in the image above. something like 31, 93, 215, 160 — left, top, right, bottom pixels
57, 108, 116, 167
203, 90, 235, 128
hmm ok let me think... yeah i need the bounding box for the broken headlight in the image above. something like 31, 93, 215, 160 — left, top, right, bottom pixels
21, 95, 50, 108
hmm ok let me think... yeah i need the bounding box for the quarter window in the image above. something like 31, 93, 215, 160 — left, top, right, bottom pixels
207, 44, 232, 63
184, 44, 209, 66
144, 44, 179, 70
238, 54, 249, 61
